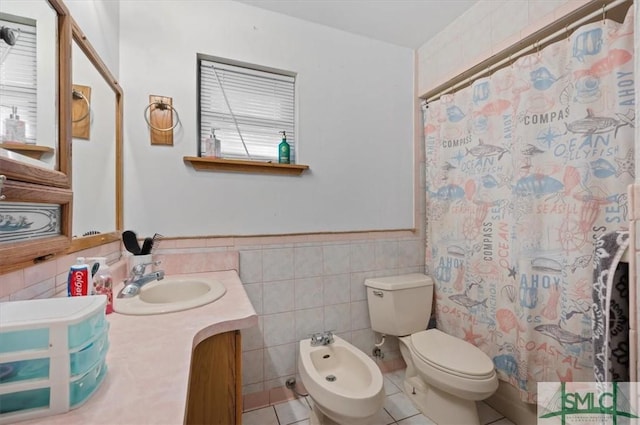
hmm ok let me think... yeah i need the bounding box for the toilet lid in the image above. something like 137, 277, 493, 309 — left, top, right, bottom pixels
410, 329, 495, 378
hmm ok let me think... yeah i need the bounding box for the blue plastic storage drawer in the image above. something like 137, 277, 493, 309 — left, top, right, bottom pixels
68, 310, 107, 349
0, 387, 50, 414
69, 357, 107, 408
0, 358, 49, 384
0, 296, 108, 423
0, 328, 49, 354
70, 331, 109, 377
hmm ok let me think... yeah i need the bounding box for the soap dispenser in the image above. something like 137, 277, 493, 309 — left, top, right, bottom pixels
3, 106, 26, 143
91, 257, 113, 314
278, 130, 290, 164
202, 128, 221, 158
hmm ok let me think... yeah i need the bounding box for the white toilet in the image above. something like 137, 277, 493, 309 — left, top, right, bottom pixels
365, 274, 498, 425
298, 334, 384, 425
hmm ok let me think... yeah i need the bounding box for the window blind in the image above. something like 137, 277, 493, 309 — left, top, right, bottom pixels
0, 20, 37, 144
199, 58, 295, 162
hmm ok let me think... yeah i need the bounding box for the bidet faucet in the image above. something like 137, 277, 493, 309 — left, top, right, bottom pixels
117, 261, 165, 298
310, 331, 334, 346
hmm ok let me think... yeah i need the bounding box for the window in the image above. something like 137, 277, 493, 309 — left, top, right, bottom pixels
0, 15, 37, 144
197, 55, 295, 162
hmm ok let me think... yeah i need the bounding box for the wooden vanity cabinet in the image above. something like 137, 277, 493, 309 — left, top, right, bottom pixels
185, 330, 242, 425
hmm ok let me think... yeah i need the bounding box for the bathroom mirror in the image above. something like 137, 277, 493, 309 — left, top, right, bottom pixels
0, 0, 59, 170
0, 0, 72, 274
67, 19, 122, 252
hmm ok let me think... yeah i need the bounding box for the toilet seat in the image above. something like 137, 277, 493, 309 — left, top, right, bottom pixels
410, 329, 495, 380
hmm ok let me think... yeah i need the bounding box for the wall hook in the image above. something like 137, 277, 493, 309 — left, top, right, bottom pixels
144, 99, 180, 132
71, 89, 91, 123
155, 100, 169, 111
72, 84, 92, 139
145, 95, 179, 145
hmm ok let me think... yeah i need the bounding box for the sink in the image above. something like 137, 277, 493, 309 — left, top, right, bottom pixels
114, 277, 226, 315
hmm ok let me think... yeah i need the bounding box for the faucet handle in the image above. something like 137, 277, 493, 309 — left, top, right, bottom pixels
309, 331, 334, 346
324, 330, 335, 343
131, 263, 149, 274
131, 260, 162, 273
309, 332, 324, 345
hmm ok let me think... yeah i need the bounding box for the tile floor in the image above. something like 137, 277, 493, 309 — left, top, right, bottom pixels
242, 370, 516, 425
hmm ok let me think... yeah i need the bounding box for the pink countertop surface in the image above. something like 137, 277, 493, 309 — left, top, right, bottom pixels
21, 269, 258, 425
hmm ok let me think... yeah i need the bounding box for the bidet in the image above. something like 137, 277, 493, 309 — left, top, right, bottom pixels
298, 335, 384, 425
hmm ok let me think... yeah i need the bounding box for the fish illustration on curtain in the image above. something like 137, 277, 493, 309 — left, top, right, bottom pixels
423, 7, 635, 403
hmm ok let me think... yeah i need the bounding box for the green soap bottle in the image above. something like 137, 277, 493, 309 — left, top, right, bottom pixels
278, 130, 290, 164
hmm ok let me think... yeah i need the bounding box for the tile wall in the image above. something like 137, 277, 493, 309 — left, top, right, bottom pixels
0, 229, 426, 402
417, 0, 585, 97
630, 185, 639, 384
231, 232, 424, 398
0, 241, 122, 302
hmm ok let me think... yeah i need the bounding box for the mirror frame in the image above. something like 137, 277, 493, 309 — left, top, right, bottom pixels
0, 0, 72, 273
0, 0, 71, 183
67, 18, 123, 253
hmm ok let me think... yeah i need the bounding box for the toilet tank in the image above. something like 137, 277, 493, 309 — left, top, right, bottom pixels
365, 274, 434, 336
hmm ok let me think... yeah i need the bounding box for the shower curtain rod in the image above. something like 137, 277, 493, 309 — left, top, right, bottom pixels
423, 0, 633, 104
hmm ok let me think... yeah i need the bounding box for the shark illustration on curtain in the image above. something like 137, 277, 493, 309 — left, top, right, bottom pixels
423, 7, 635, 403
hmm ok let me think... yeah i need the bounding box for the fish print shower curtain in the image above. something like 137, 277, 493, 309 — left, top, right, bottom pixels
423, 8, 635, 402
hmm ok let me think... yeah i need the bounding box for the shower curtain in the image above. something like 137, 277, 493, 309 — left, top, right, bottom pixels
423, 8, 635, 403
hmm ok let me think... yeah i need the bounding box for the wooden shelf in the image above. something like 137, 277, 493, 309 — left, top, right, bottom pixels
184, 156, 309, 176
0, 143, 55, 160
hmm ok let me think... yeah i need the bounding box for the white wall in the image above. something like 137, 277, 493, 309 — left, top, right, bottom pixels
119, 0, 415, 237
59, 0, 119, 237
65, 0, 119, 79
71, 41, 116, 237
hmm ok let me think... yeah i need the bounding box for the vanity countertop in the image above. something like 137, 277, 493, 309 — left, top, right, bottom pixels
20, 269, 258, 425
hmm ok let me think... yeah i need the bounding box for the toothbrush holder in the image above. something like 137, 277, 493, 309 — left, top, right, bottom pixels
127, 254, 153, 271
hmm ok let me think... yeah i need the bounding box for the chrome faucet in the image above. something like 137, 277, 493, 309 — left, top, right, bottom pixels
117, 261, 165, 298
310, 331, 334, 346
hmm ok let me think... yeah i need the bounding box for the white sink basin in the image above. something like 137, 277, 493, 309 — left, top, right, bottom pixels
114, 277, 226, 315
